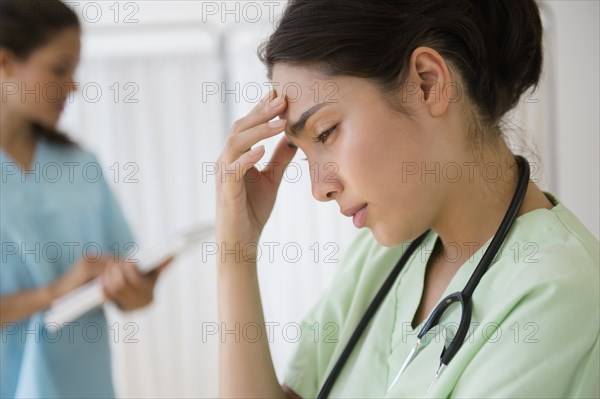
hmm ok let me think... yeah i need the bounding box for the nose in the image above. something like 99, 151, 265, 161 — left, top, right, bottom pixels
309, 160, 342, 202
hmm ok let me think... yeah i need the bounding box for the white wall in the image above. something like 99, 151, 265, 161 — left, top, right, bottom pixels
58, 1, 599, 397
542, 0, 599, 238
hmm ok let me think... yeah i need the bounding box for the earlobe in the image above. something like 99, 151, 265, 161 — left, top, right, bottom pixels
410, 47, 452, 117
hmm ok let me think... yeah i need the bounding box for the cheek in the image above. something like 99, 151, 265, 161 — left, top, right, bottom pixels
340, 125, 406, 198
340, 122, 438, 244
17, 68, 64, 125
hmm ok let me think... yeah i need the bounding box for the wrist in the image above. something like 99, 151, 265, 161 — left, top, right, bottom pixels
40, 284, 59, 307
215, 238, 261, 265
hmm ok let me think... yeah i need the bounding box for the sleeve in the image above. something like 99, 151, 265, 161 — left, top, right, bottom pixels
446, 251, 600, 398
283, 229, 376, 398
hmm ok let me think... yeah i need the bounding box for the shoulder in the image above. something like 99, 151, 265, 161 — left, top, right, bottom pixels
547, 199, 599, 267
505, 197, 598, 289
450, 198, 598, 397
38, 138, 113, 189
40, 138, 99, 165
483, 196, 599, 334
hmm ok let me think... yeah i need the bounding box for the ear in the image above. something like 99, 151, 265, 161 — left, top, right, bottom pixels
0, 48, 18, 79
407, 47, 454, 117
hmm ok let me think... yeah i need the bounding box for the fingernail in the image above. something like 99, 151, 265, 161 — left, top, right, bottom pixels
268, 119, 286, 129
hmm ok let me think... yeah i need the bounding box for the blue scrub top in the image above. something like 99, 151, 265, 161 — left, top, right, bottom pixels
1, 137, 135, 398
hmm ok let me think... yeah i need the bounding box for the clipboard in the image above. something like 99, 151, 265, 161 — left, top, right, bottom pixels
44, 224, 213, 325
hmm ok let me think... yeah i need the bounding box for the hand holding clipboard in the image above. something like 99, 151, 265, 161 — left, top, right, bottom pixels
44, 224, 213, 325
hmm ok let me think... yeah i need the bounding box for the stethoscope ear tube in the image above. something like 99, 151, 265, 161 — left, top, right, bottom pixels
462, 156, 530, 298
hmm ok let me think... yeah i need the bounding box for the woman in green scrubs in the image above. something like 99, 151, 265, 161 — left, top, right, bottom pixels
215, 0, 599, 397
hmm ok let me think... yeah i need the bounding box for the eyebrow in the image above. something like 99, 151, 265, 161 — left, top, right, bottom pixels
287, 102, 331, 138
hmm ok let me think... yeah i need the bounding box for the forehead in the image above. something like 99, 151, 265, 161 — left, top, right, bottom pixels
272, 64, 373, 123
272, 64, 331, 116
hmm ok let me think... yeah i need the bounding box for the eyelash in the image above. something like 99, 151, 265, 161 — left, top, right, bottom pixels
312, 124, 338, 144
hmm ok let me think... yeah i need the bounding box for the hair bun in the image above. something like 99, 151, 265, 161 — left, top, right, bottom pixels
470, 0, 543, 121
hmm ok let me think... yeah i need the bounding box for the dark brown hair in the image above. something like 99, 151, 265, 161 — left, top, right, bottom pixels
0, 0, 80, 146
259, 0, 543, 127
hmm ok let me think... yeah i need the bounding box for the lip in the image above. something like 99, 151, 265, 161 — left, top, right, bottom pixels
352, 205, 368, 228
341, 203, 367, 218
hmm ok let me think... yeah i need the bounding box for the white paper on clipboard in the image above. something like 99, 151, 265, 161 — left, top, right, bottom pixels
44, 224, 214, 326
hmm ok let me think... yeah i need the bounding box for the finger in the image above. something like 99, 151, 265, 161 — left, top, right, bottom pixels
119, 263, 155, 308
220, 146, 266, 198
147, 268, 161, 280
231, 91, 287, 135
94, 256, 113, 275
223, 119, 287, 164
102, 262, 121, 299
104, 262, 135, 302
150, 257, 173, 277
234, 145, 266, 169
160, 257, 174, 268
262, 136, 299, 186
86, 262, 104, 280
121, 261, 149, 288
100, 262, 117, 300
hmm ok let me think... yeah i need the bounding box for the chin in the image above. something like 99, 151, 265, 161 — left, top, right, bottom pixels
369, 223, 425, 248
33, 114, 60, 130
369, 225, 406, 248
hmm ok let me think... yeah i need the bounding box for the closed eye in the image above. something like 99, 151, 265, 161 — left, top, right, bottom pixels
312, 124, 338, 144
52, 66, 68, 77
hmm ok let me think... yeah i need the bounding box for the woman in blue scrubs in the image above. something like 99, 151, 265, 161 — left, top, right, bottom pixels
0, 1, 166, 397
215, 0, 599, 397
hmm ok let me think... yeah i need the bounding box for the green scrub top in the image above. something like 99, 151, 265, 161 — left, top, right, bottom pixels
284, 194, 599, 398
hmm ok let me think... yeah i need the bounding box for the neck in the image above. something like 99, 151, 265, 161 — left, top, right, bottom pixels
431, 139, 546, 266
0, 109, 37, 168
0, 109, 35, 147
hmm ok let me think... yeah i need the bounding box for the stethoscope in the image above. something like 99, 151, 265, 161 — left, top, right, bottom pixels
317, 155, 530, 398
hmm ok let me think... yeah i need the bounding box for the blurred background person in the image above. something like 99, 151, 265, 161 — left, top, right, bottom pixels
0, 1, 167, 397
